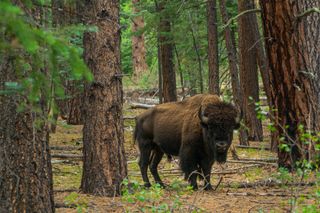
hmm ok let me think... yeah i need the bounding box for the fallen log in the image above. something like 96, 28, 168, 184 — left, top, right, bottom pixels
239, 158, 277, 162
52, 154, 82, 160
136, 97, 159, 105
50, 146, 81, 151
130, 102, 155, 109
227, 160, 277, 166
54, 188, 79, 193
123, 116, 136, 120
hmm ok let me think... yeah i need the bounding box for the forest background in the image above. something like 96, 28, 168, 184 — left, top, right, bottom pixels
0, 0, 319, 212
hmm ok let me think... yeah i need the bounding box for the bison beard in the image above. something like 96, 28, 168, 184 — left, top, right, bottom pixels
134, 94, 240, 190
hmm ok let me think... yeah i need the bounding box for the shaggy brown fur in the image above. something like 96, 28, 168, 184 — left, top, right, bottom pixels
134, 94, 240, 190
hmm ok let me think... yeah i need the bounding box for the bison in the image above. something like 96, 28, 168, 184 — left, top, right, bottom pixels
133, 94, 240, 190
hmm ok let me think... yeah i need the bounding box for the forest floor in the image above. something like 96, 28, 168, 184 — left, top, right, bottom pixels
51, 103, 319, 213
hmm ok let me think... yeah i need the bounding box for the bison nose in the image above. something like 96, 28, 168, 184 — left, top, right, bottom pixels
216, 141, 228, 150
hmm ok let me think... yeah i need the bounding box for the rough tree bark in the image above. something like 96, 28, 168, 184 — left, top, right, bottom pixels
157, 0, 177, 102
207, 0, 220, 95
0, 3, 54, 212
52, 0, 83, 127
260, 0, 320, 168
189, 12, 204, 94
219, 0, 249, 145
131, 0, 149, 82
238, 0, 263, 141
80, 0, 127, 195
174, 44, 185, 95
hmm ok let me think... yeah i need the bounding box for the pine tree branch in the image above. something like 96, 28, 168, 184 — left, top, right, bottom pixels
221, 8, 261, 31
295, 8, 320, 20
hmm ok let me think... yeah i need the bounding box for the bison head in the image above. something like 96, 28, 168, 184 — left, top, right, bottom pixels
198, 103, 241, 163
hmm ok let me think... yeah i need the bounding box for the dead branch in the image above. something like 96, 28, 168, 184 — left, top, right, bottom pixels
221, 8, 261, 30
229, 145, 240, 160
224, 179, 316, 189
239, 158, 277, 162
55, 202, 77, 209
226, 192, 309, 197
213, 176, 223, 191
236, 145, 271, 151
129, 164, 265, 177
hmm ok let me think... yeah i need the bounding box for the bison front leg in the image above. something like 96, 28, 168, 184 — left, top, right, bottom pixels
179, 146, 199, 190
149, 147, 165, 187
138, 143, 152, 188
200, 161, 213, 190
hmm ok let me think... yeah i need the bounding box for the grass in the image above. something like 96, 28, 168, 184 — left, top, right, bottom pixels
53, 163, 82, 189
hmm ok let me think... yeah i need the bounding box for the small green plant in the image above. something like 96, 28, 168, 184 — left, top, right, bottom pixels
121, 178, 200, 212
64, 192, 88, 213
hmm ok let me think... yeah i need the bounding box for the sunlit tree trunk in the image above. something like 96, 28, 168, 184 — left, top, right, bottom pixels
131, 0, 149, 82
0, 3, 54, 212
219, 0, 249, 145
238, 0, 263, 141
80, 0, 127, 195
207, 0, 220, 95
157, 0, 177, 102
260, 0, 320, 168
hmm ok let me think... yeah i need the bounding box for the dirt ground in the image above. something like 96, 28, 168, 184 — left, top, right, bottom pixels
51, 106, 319, 213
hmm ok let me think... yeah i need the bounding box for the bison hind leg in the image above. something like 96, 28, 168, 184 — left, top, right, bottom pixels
138, 140, 153, 188
149, 147, 165, 187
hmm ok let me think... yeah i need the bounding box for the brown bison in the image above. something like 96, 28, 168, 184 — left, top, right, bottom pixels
134, 94, 240, 190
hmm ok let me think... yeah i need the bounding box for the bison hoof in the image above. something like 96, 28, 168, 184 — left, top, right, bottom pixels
191, 185, 198, 191
204, 184, 213, 191
156, 182, 166, 188
144, 182, 151, 188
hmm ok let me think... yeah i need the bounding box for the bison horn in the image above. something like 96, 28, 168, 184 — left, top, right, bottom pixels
198, 106, 209, 124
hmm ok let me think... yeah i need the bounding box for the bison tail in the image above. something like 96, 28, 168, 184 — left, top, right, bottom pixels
133, 118, 139, 144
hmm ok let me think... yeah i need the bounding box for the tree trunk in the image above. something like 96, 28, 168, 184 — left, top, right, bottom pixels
80, 0, 127, 195
67, 85, 83, 125
0, 3, 54, 212
52, 0, 83, 126
189, 12, 204, 94
157, 0, 177, 102
131, 0, 149, 82
253, 10, 272, 108
219, 0, 249, 146
207, 0, 220, 95
260, 0, 320, 168
174, 44, 185, 94
238, 0, 263, 141
157, 37, 163, 103
52, 0, 77, 26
